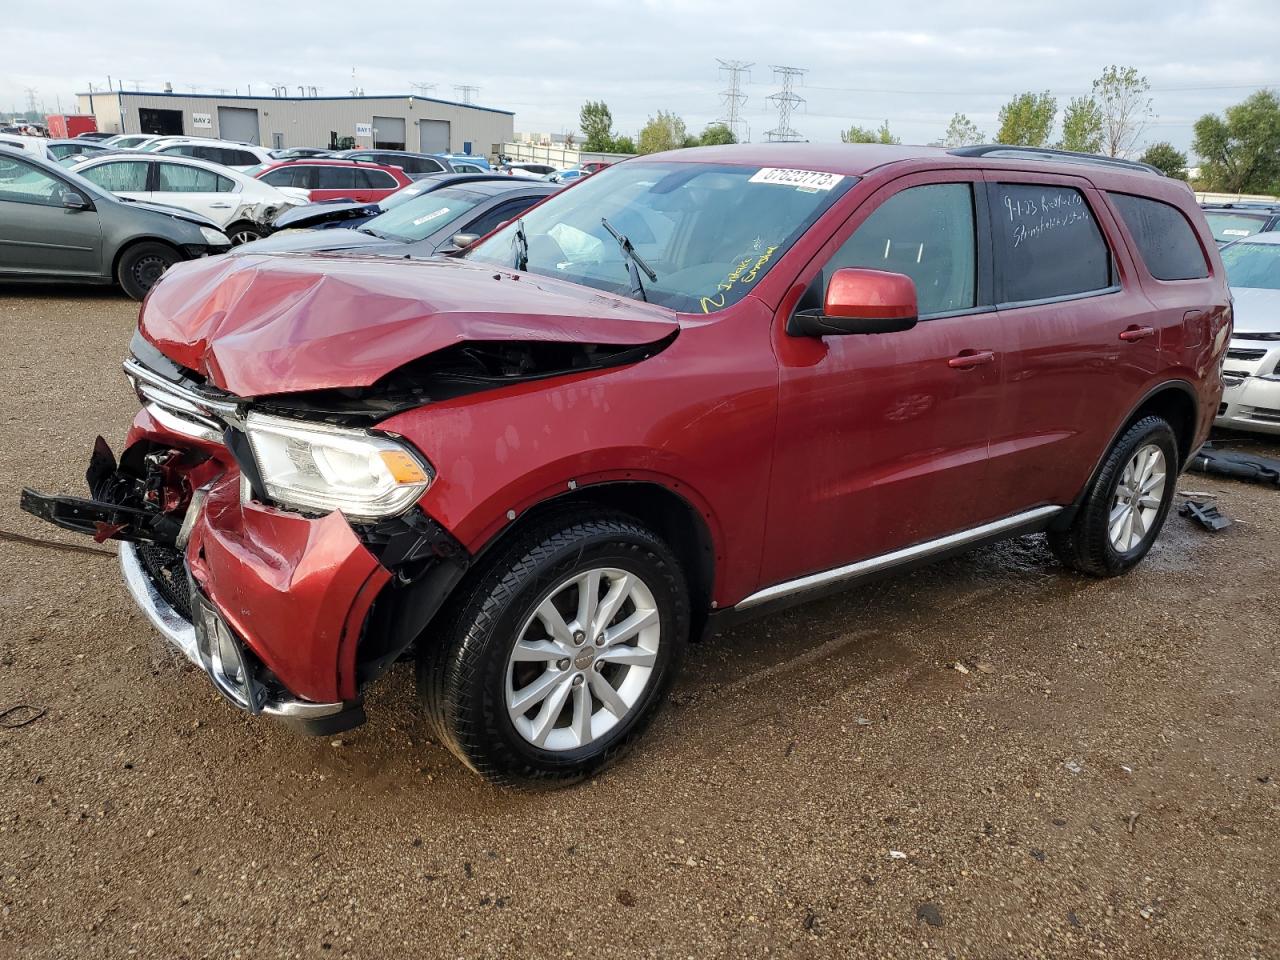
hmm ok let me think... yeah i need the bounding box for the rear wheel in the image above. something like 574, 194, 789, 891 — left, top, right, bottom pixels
1049, 415, 1179, 576
117, 241, 179, 300
419, 513, 689, 786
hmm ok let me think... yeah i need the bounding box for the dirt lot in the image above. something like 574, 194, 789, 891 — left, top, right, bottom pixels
0, 287, 1277, 960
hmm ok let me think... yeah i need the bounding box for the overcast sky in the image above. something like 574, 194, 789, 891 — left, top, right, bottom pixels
4, 0, 1277, 155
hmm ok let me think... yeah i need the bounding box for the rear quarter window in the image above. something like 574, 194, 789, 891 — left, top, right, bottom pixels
1109, 193, 1209, 281
992, 183, 1113, 303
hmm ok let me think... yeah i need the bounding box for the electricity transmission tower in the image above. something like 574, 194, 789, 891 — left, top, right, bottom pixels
24, 87, 38, 118
410, 82, 436, 97
454, 85, 479, 105
765, 66, 807, 142
716, 59, 753, 142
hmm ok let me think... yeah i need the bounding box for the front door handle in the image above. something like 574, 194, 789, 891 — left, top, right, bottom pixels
1119, 325, 1156, 342
948, 349, 995, 369
209, 202, 232, 209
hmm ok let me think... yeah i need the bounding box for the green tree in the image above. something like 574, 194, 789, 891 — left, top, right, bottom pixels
610, 134, 636, 155
579, 100, 615, 153
995, 91, 1057, 147
699, 122, 737, 146
1058, 96, 1104, 154
1138, 141, 1188, 179
841, 120, 900, 144
637, 111, 689, 154
1093, 65, 1153, 157
1192, 90, 1280, 194
942, 113, 984, 147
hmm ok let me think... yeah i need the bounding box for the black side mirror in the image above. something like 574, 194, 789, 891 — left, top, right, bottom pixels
61, 191, 89, 211
788, 267, 919, 337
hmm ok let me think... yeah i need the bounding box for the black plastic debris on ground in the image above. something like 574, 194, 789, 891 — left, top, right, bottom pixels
1179, 500, 1232, 532
1189, 444, 1280, 487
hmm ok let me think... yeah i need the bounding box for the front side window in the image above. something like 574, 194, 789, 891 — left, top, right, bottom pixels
0, 154, 65, 205
823, 183, 977, 317
156, 163, 233, 193
992, 183, 1112, 303
79, 160, 149, 193
1220, 241, 1280, 290
469, 161, 853, 313
1109, 193, 1209, 281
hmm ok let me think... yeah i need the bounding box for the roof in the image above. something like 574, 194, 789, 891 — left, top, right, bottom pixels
76, 90, 514, 117
641, 142, 1171, 184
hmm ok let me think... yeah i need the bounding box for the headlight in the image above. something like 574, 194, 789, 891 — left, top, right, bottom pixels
244, 412, 431, 520
200, 226, 231, 246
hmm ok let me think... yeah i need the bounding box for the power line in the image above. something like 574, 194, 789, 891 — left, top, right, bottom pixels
765, 65, 807, 142
717, 59, 753, 142
771, 80, 1280, 98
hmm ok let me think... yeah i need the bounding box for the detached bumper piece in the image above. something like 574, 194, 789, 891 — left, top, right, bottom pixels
119, 542, 365, 735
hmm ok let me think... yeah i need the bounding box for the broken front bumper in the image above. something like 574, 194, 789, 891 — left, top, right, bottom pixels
117, 540, 350, 723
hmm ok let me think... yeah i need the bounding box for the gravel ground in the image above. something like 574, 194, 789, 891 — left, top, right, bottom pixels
1, 287, 1278, 960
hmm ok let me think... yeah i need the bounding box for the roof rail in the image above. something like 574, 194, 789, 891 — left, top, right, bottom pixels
949, 145, 1164, 177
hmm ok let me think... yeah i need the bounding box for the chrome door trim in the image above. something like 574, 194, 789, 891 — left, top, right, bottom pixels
735, 505, 1063, 611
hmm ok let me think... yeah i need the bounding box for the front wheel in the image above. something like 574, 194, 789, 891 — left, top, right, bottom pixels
226, 222, 264, 246
117, 241, 179, 300
1049, 415, 1179, 577
419, 513, 690, 786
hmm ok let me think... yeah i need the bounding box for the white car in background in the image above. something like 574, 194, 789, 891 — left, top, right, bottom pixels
1215, 231, 1280, 436
72, 153, 309, 245
100, 134, 165, 150
142, 138, 275, 171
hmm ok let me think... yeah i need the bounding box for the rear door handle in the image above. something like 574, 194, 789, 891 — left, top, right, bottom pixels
948, 349, 995, 369
1119, 325, 1156, 342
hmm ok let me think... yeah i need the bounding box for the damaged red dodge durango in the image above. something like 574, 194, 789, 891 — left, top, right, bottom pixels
23, 144, 1230, 785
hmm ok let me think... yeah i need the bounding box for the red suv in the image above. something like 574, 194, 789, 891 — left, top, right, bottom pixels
23, 144, 1229, 786
252, 158, 412, 203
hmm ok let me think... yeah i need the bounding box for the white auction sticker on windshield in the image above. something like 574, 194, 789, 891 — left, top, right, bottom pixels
412, 208, 451, 226
749, 168, 844, 191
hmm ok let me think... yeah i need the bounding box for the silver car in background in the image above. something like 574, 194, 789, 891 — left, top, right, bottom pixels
1216, 232, 1280, 435
0, 150, 230, 299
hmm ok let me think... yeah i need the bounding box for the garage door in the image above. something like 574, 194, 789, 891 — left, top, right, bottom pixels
419, 119, 450, 153
217, 106, 260, 144
372, 116, 406, 150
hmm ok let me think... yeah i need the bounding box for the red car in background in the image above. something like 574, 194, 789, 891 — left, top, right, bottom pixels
252, 158, 413, 203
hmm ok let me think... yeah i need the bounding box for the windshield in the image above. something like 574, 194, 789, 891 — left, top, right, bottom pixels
378, 180, 440, 212
468, 161, 853, 313
1204, 211, 1272, 244
1221, 240, 1280, 290
362, 186, 486, 241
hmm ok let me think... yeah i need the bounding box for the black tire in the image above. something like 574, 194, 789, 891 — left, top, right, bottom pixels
1049, 415, 1179, 577
418, 512, 689, 787
117, 241, 179, 300
226, 222, 264, 246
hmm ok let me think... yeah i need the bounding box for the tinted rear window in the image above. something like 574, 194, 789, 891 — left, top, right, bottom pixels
992, 183, 1112, 303
1109, 193, 1209, 281
316, 167, 359, 189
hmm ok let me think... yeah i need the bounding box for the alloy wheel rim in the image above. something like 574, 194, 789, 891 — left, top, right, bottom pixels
505, 567, 660, 752
1109, 443, 1167, 553
229, 229, 259, 245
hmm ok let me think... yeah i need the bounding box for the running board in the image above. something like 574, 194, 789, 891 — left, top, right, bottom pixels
735, 506, 1063, 611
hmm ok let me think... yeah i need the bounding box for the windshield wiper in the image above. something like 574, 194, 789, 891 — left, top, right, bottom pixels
513, 218, 529, 271
600, 217, 657, 302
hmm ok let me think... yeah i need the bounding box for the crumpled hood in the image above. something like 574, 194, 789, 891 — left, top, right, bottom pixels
1229, 286, 1280, 335
139, 252, 680, 396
